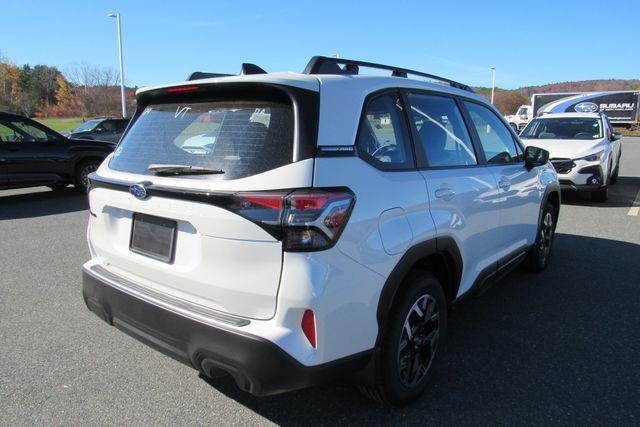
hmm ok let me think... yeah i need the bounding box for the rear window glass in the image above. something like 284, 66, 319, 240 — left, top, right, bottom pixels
109, 100, 293, 180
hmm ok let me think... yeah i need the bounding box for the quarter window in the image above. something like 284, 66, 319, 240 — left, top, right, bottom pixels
463, 101, 521, 164
357, 93, 414, 169
407, 93, 477, 167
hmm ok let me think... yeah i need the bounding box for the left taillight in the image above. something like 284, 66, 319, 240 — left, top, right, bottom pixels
283, 189, 355, 252
229, 188, 355, 252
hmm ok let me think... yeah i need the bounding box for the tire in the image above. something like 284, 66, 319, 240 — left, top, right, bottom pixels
47, 182, 68, 191
360, 271, 447, 405
591, 187, 608, 202
74, 159, 100, 193
523, 202, 556, 272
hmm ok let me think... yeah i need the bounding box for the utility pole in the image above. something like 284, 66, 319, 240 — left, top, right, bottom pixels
490, 67, 496, 105
108, 13, 127, 117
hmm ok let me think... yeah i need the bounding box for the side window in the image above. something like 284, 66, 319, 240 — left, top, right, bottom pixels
406, 93, 477, 167
356, 92, 414, 169
100, 120, 117, 132
0, 123, 20, 142
10, 120, 50, 142
463, 101, 521, 164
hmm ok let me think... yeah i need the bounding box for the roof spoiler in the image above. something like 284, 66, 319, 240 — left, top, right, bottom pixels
303, 56, 474, 92
187, 63, 267, 81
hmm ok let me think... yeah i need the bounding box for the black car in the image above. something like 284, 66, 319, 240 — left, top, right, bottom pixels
65, 117, 129, 143
0, 112, 115, 192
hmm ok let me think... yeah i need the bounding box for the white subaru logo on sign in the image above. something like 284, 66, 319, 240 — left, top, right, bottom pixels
130, 183, 148, 200
574, 102, 598, 113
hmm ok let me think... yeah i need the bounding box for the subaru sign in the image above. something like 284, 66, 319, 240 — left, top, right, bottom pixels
574, 102, 599, 113
532, 91, 640, 123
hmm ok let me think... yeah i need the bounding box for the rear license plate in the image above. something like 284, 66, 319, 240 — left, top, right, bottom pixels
130, 213, 177, 263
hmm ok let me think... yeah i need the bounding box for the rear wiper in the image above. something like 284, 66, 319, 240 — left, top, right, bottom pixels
147, 164, 225, 176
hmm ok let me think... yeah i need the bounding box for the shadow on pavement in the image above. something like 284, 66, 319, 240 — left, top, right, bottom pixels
0, 187, 87, 220
201, 233, 640, 424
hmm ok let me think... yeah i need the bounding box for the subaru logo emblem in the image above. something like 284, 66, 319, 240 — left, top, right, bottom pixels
574, 102, 598, 113
130, 183, 148, 200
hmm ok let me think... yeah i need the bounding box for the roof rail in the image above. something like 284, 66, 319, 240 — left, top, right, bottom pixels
303, 56, 474, 93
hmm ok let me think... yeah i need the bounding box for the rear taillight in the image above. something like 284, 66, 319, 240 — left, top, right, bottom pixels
283, 190, 354, 251
229, 188, 355, 252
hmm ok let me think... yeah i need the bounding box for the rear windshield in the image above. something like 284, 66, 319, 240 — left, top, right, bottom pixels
109, 100, 293, 180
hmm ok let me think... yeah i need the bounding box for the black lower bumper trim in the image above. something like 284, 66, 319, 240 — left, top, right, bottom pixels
559, 181, 606, 192
82, 269, 372, 396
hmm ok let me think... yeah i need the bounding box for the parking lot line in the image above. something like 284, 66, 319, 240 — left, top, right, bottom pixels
628, 189, 640, 217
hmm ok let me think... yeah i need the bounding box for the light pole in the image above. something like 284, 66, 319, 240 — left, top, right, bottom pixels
490, 67, 496, 105
108, 13, 126, 118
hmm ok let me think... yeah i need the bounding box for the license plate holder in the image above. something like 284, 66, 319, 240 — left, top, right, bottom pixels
130, 213, 177, 263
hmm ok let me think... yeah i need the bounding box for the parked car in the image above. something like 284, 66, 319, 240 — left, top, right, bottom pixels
504, 104, 531, 132
82, 56, 560, 405
65, 117, 129, 143
520, 112, 622, 201
0, 112, 115, 192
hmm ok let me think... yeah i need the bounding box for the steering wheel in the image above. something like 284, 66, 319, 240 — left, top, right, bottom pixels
371, 144, 397, 160
488, 151, 512, 164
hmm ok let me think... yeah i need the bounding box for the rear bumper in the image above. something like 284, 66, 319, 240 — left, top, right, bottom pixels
82, 266, 371, 396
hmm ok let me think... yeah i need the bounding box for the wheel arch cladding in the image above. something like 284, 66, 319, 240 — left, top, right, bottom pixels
547, 190, 560, 220
375, 237, 462, 344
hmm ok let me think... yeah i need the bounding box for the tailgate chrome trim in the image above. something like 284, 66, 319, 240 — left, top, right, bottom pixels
84, 264, 250, 328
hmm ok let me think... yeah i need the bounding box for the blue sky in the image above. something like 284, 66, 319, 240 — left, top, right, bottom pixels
2, 0, 638, 89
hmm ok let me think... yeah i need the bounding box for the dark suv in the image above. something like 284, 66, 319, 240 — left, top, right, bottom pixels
66, 117, 129, 143
0, 112, 115, 192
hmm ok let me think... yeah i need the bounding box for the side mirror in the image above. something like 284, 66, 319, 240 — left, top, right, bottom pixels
524, 146, 549, 170
612, 131, 622, 141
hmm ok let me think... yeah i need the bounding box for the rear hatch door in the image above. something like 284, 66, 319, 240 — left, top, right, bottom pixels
88, 81, 319, 320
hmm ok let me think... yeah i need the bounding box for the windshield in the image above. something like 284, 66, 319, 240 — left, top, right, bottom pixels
73, 119, 102, 133
521, 117, 603, 140
109, 100, 293, 180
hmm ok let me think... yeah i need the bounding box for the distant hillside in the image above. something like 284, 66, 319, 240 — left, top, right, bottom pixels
474, 79, 640, 115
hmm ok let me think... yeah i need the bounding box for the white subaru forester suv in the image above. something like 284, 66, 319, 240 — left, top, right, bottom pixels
82, 57, 560, 405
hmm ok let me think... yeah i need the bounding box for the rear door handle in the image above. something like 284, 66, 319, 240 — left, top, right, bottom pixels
434, 188, 455, 200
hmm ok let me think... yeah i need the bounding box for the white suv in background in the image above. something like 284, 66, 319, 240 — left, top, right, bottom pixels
505, 104, 531, 132
82, 57, 560, 405
520, 112, 622, 201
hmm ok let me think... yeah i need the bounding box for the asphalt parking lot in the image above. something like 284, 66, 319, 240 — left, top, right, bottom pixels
1, 138, 639, 425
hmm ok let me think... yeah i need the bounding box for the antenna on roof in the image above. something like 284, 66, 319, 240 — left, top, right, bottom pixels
187, 71, 233, 81
240, 63, 267, 75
